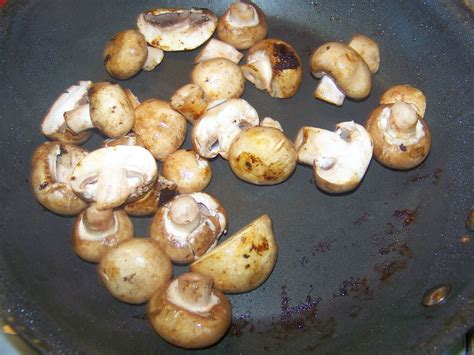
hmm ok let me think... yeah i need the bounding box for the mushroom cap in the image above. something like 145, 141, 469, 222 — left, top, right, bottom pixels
348, 34, 380, 74
103, 29, 148, 80
41, 81, 92, 144
98, 238, 172, 304
191, 58, 245, 101
31, 142, 88, 215
380, 84, 426, 118
148, 273, 231, 349
217, 1, 268, 50
70, 145, 158, 210
136, 8, 218, 51
150, 192, 227, 264
162, 149, 212, 193
191, 98, 259, 159
366, 104, 431, 170
194, 38, 243, 64
71, 206, 134, 263
133, 99, 187, 161
310, 42, 372, 99
241, 38, 303, 98
170, 84, 208, 124
88, 82, 135, 138
295, 122, 373, 193
228, 126, 297, 185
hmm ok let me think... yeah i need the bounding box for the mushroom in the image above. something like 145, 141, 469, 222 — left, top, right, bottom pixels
70, 146, 158, 210
192, 98, 259, 159
190, 214, 277, 293
191, 58, 245, 101
194, 38, 243, 64
103, 29, 164, 80
348, 34, 380, 74
228, 126, 297, 185
148, 272, 231, 349
98, 238, 172, 304
260, 117, 283, 131
379, 84, 426, 118
170, 84, 209, 125
133, 99, 186, 161
241, 38, 303, 98
150, 193, 227, 264
71, 203, 134, 263
366, 101, 431, 170
41, 81, 92, 145
217, 1, 268, 50
294, 121, 373, 193
101, 132, 145, 148
136, 8, 218, 51
162, 149, 212, 193
32, 142, 88, 215
124, 88, 141, 109
64, 82, 135, 138
310, 42, 372, 106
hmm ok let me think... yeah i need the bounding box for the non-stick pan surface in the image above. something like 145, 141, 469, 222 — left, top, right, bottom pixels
0, 0, 473, 353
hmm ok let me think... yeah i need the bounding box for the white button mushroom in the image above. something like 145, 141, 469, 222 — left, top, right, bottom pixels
170, 84, 209, 125
70, 146, 158, 210
150, 193, 227, 264
191, 98, 259, 159
31, 142, 88, 215
194, 38, 243, 64
295, 121, 374, 193
136, 8, 218, 51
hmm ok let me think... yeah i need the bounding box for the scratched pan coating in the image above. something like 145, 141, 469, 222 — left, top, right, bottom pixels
0, 0, 473, 353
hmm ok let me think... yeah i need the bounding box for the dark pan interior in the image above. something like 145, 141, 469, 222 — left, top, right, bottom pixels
0, 0, 473, 353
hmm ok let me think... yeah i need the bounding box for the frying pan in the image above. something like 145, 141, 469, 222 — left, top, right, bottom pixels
0, 0, 473, 353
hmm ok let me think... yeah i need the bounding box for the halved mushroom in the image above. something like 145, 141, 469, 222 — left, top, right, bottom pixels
241, 39, 303, 98
137, 8, 218, 51
133, 99, 186, 161
194, 38, 243, 64
70, 146, 158, 210
295, 121, 373, 193
217, 1, 268, 50
192, 98, 259, 159
348, 34, 380, 74
64, 82, 135, 138
148, 272, 231, 349
170, 84, 209, 125
310, 42, 372, 106
379, 84, 426, 118
228, 126, 297, 185
191, 58, 245, 101
31, 142, 88, 215
150, 193, 227, 264
72, 203, 134, 263
98, 238, 172, 304
41, 81, 92, 145
190, 214, 277, 293
162, 149, 212, 193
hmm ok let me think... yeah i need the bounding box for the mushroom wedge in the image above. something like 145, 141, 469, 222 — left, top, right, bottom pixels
137, 8, 218, 51
295, 121, 373, 193
70, 146, 158, 210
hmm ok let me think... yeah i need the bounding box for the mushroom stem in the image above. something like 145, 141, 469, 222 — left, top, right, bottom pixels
142, 46, 164, 71
314, 75, 345, 106
388, 101, 418, 134
228, 1, 258, 26
241, 51, 272, 91
83, 204, 115, 231
96, 167, 131, 210
167, 273, 218, 313
64, 104, 94, 134
168, 195, 201, 235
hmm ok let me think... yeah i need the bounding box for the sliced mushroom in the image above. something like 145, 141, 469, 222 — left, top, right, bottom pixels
295, 121, 373, 193
148, 272, 231, 349
217, 1, 268, 50
228, 126, 297, 185
170, 84, 209, 125
379, 84, 426, 118
98, 238, 172, 304
31, 142, 88, 215
137, 8, 218, 51
310, 42, 372, 106
150, 193, 227, 264
348, 34, 380, 74
162, 149, 212, 193
241, 38, 303, 98
195, 38, 243, 64
192, 98, 259, 159
190, 214, 277, 293
72, 203, 134, 263
133, 99, 186, 161
191, 58, 245, 101
41, 81, 92, 145
70, 146, 158, 210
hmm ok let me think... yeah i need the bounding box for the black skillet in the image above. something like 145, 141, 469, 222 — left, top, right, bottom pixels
0, 0, 473, 353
